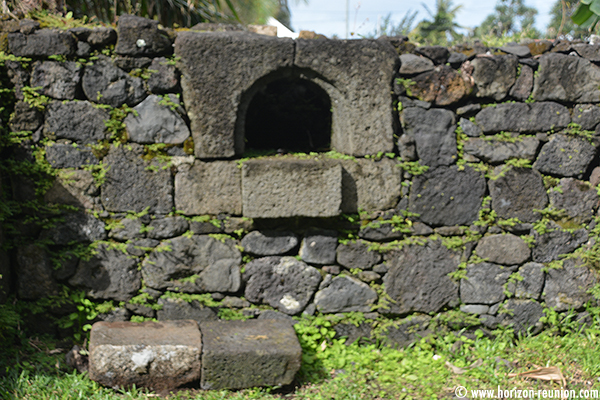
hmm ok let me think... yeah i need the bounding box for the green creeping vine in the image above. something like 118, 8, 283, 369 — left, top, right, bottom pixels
21, 86, 50, 111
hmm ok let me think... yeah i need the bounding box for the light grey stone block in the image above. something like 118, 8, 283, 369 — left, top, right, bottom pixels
89, 320, 201, 391
175, 160, 242, 215
241, 158, 342, 218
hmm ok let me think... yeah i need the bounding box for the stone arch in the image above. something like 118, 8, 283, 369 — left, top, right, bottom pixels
234, 67, 338, 155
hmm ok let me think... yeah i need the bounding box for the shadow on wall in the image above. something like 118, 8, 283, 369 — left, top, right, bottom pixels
235, 67, 333, 154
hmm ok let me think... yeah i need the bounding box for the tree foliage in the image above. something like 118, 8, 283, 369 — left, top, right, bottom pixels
365, 10, 419, 38
413, 0, 463, 45
547, 0, 591, 38
571, 0, 600, 31
473, 0, 539, 38
1, 0, 295, 27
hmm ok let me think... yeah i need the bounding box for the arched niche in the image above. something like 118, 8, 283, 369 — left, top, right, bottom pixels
235, 68, 335, 154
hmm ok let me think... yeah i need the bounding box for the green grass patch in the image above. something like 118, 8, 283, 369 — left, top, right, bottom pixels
2, 311, 600, 399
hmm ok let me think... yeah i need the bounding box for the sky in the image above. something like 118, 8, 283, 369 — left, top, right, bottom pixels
288, 0, 554, 39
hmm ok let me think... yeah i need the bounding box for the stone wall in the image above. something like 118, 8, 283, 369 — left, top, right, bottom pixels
2, 15, 600, 343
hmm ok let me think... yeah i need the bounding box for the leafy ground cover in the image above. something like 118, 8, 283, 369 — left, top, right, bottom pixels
2, 307, 600, 400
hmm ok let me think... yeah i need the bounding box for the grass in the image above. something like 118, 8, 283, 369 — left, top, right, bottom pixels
2, 311, 600, 400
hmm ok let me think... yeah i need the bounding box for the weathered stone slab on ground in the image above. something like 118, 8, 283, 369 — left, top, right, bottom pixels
384, 240, 461, 314
200, 319, 301, 390
340, 158, 402, 213
244, 256, 321, 315
409, 165, 486, 227
241, 159, 342, 218
175, 160, 242, 215
89, 320, 201, 391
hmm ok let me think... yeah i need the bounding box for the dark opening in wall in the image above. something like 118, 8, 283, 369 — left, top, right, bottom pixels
244, 77, 332, 153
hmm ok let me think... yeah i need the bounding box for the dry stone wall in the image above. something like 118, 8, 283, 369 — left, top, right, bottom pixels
2, 15, 600, 350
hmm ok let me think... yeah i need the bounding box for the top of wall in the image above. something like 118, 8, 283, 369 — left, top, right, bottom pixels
5, 15, 600, 134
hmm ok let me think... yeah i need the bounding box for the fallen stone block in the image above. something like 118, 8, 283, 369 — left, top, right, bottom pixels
200, 319, 301, 390
88, 320, 202, 391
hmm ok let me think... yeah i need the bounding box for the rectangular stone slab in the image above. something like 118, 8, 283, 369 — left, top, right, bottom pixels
340, 158, 402, 213
241, 158, 342, 218
200, 319, 302, 390
88, 320, 201, 391
174, 160, 242, 215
